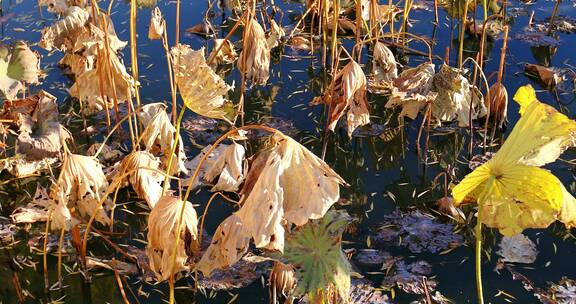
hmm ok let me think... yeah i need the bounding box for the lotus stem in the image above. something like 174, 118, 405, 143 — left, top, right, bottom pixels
475, 211, 484, 304
93, 111, 138, 158
321, 0, 328, 66
162, 107, 186, 195
197, 192, 222, 246
374, 32, 433, 63
130, 0, 141, 106
100, 13, 122, 124
162, 23, 178, 124
112, 260, 130, 304
96, 49, 111, 127
548, 0, 561, 35
43, 208, 52, 292
497, 26, 509, 86
175, 0, 180, 45
475, 176, 495, 304
354, 0, 362, 59
57, 227, 65, 288
330, 0, 339, 68
458, 3, 468, 68
433, 0, 438, 23
287, 4, 315, 38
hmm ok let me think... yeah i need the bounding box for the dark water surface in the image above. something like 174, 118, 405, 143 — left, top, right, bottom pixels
1, 0, 576, 303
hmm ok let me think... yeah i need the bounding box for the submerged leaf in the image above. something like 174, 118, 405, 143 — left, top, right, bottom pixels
11, 186, 52, 224
146, 196, 198, 281
497, 233, 538, 264
171, 44, 234, 122
524, 63, 563, 89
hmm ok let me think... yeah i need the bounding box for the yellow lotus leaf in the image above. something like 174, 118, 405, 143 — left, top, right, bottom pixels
195, 214, 250, 276
490, 84, 576, 167
452, 84, 576, 235
146, 196, 198, 281
238, 18, 270, 86
558, 183, 576, 229
171, 44, 234, 122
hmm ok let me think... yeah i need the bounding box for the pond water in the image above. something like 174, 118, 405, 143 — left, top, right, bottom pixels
1, 0, 576, 303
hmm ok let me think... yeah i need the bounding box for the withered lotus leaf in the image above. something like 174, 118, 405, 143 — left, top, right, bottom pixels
171, 44, 234, 122
52, 153, 114, 228
137, 103, 188, 175
148, 7, 165, 40
116, 151, 164, 209
324, 60, 371, 137
203, 142, 247, 192
16, 90, 71, 160
235, 131, 346, 251
40, 6, 90, 51
238, 18, 270, 86
195, 214, 250, 276
146, 196, 199, 281
385, 62, 437, 120
372, 41, 397, 84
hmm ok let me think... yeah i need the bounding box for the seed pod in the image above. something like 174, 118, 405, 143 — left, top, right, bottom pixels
269, 261, 297, 301
486, 83, 508, 128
